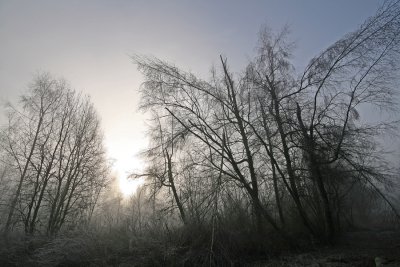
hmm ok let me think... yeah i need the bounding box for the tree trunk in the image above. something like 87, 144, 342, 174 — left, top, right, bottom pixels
4, 115, 43, 234
296, 103, 335, 243
166, 151, 187, 225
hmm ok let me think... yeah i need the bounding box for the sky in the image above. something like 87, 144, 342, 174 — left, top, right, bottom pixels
0, 0, 384, 188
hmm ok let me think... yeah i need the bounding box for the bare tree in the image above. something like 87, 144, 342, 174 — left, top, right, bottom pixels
0, 73, 110, 235
134, 114, 188, 225
1, 74, 63, 234
134, 0, 400, 245
134, 55, 290, 240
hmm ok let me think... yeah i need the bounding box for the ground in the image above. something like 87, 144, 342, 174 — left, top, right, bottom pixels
254, 231, 400, 267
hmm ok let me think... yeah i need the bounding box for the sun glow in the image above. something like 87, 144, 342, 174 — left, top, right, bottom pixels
104, 133, 148, 198
114, 156, 146, 197
115, 158, 146, 197
119, 175, 145, 198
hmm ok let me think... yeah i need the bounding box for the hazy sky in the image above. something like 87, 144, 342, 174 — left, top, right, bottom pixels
0, 0, 384, 179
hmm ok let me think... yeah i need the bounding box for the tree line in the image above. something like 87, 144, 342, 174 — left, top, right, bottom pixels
133, 0, 400, 246
0, 73, 109, 236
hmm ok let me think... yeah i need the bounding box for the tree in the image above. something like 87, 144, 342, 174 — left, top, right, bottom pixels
134, 0, 400, 244
0, 73, 110, 235
134, 55, 289, 240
